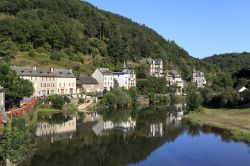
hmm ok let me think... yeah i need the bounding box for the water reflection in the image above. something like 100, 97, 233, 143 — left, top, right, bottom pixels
36, 115, 76, 143
32, 104, 250, 166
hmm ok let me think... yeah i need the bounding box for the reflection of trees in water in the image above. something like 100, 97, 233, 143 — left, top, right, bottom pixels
32, 131, 167, 166
32, 108, 186, 166
187, 123, 200, 137
38, 112, 71, 124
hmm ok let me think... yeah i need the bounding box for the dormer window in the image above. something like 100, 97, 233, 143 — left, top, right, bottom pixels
59, 72, 62, 74
21, 70, 24, 73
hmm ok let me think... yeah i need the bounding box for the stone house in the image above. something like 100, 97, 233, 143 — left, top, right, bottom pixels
147, 59, 164, 77
191, 68, 206, 88
13, 66, 77, 97
77, 76, 102, 93
166, 70, 184, 95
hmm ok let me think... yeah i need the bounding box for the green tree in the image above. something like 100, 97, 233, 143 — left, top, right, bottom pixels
186, 85, 203, 111
48, 95, 66, 110
0, 62, 34, 108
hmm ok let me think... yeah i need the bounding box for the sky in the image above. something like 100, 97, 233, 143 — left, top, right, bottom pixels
85, 0, 250, 59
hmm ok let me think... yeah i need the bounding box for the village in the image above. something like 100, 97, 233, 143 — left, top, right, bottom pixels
0, 58, 208, 119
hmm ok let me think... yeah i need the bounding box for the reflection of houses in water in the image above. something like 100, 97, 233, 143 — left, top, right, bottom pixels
82, 113, 136, 136
103, 117, 136, 132
36, 117, 76, 143
166, 104, 185, 126
149, 123, 163, 137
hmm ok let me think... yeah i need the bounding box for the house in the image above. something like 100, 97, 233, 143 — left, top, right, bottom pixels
113, 63, 136, 89
12, 66, 77, 97
235, 85, 247, 93
0, 85, 5, 115
77, 76, 102, 93
92, 68, 114, 91
191, 68, 206, 88
147, 59, 164, 77
166, 70, 184, 95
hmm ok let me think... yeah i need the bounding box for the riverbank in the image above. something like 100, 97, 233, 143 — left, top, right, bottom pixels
185, 108, 250, 143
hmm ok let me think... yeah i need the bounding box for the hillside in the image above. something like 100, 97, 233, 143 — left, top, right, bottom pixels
202, 52, 250, 74
0, 0, 196, 78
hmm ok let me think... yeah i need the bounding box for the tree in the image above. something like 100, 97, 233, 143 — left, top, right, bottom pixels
0, 115, 35, 165
48, 95, 66, 110
186, 85, 203, 111
0, 62, 34, 108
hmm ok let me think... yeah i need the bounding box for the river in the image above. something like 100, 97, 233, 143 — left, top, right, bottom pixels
30, 104, 250, 166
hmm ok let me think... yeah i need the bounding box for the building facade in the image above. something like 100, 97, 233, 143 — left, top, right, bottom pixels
0, 85, 5, 115
113, 64, 136, 89
92, 68, 114, 91
191, 69, 206, 88
166, 70, 184, 95
77, 76, 102, 93
147, 59, 164, 77
13, 66, 77, 97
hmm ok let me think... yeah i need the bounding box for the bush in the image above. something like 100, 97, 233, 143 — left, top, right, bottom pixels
47, 95, 66, 110
186, 85, 203, 111
50, 51, 61, 61
28, 49, 36, 57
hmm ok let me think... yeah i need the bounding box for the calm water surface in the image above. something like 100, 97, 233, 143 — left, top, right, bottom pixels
31, 105, 250, 166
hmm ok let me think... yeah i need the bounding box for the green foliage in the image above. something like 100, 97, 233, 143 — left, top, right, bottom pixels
186, 85, 203, 111
137, 77, 167, 95
50, 51, 62, 61
47, 95, 67, 110
148, 93, 170, 105
0, 0, 195, 75
202, 52, 250, 74
0, 38, 17, 61
0, 62, 34, 108
0, 115, 35, 165
101, 88, 132, 109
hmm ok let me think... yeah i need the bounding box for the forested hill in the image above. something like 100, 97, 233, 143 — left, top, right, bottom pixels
202, 52, 250, 74
0, 0, 195, 77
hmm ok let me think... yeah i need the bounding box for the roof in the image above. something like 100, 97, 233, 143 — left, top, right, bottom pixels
98, 68, 113, 75
147, 59, 163, 65
77, 76, 99, 85
12, 66, 76, 78
167, 70, 181, 78
235, 85, 247, 93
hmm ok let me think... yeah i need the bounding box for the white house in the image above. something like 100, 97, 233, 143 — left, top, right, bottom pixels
147, 59, 164, 77
113, 63, 136, 89
0, 85, 5, 115
192, 68, 206, 88
92, 68, 114, 91
13, 66, 77, 97
166, 70, 184, 95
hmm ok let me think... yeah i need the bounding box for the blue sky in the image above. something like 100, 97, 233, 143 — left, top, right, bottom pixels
85, 0, 250, 58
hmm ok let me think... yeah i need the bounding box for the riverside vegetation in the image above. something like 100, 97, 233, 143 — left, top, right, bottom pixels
0, 0, 250, 165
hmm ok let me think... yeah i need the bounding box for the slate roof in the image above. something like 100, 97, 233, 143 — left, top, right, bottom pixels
147, 59, 163, 65
12, 66, 76, 78
99, 68, 113, 75
167, 70, 181, 78
78, 76, 99, 84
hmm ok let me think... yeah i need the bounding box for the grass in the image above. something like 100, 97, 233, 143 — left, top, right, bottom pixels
12, 52, 96, 75
185, 107, 250, 143
35, 108, 61, 116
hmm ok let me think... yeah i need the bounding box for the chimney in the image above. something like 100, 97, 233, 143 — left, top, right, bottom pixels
69, 68, 72, 72
33, 66, 37, 71
50, 67, 54, 73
